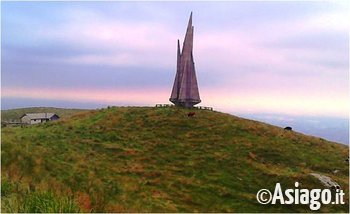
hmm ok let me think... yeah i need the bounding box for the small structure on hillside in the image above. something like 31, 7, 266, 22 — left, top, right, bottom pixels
20, 113, 60, 125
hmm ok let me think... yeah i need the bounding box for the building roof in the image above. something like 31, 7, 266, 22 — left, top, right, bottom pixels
20, 113, 59, 120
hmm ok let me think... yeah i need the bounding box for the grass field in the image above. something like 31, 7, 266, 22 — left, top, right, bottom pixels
1, 106, 349, 212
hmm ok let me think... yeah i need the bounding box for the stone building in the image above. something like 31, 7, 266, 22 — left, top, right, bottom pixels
20, 113, 59, 125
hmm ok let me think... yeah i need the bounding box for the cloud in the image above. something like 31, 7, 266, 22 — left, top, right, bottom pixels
1, 1, 348, 117
2, 87, 169, 106
2, 86, 348, 117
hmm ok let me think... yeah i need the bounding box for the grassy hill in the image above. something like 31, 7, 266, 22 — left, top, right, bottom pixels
1, 107, 349, 212
1, 107, 88, 122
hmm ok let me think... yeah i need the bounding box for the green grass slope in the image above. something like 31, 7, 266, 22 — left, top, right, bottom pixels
1, 107, 88, 122
1, 107, 349, 212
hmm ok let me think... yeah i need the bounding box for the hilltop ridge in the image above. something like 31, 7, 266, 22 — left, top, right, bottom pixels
1, 107, 348, 212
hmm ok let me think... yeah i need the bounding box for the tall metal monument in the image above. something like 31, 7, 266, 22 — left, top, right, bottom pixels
169, 12, 201, 108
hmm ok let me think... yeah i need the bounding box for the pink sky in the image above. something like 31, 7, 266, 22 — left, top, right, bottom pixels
2, 1, 348, 118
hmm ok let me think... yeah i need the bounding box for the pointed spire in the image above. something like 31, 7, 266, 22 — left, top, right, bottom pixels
169, 12, 201, 108
185, 12, 193, 41
187, 12, 193, 31
170, 39, 183, 102
182, 12, 194, 58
